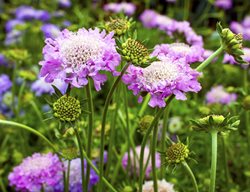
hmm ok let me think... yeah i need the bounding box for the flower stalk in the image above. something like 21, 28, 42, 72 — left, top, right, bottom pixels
182, 161, 199, 192
209, 130, 218, 192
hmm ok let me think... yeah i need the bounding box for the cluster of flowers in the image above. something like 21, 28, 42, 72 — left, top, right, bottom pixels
8, 153, 99, 192
139, 9, 203, 47
103, 2, 136, 16
230, 16, 250, 41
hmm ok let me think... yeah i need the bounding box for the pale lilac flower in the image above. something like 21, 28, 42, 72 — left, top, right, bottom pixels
230, 21, 244, 34
242, 16, 250, 28
139, 10, 158, 28
155, 15, 176, 35
214, 0, 232, 10
142, 179, 175, 192
152, 43, 204, 63
58, 0, 71, 8
122, 146, 161, 178
122, 56, 201, 108
104, 2, 136, 16
41, 24, 61, 39
15, 6, 50, 22
206, 85, 237, 105
0, 74, 12, 95
8, 153, 63, 192
39, 28, 121, 91
230, 16, 250, 41
5, 19, 24, 32
0, 54, 8, 66
31, 76, 67, 96
35, 10, 51, 22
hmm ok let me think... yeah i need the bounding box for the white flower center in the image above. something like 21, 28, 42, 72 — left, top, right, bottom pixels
141, 60, 179, 86
169, 43, 190, 54
60, 34, 103, 71
22, 156, 51, 172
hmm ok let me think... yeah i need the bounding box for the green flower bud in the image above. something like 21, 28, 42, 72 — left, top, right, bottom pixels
138, 115, 154, 135
62, 127, 76, 138
61, 147, 79, 160
166, 143, 189, 164
53, 95, 81, 122
105, 17, 131, 36
121, 186, 133, 192
242, 95, 250, 110
217, 23, 246, 64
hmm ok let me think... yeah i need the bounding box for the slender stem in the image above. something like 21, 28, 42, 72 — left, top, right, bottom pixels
0, 120, 57, 151
151, 121, 159, 192
138, 95, 174, 192
183, 0, 190, 20
65, 160, 71, 192
195, 46, 224, 72
182, 161, 199, 192
0, 177, 7, 192
85, 79, 94, 192
73, 127, 85, 192
209, 131, 218, 192
138, 94, 151, 118
16, 80, 26, 115
221, 136, 230, 186
74, 127, 118, 192
98, 62, 130, 191
160, 106, 171, 179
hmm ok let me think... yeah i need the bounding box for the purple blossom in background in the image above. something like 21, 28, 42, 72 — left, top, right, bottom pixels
242, 16, 250, 28
5, 19, 24, 32
206, 85, 237, 105
165, 0, 176, 3
214, 0, 232, 10
122, 56, 201, 108
122, 146, 161, 178
62, 20, 71, 27
223, 48, 250, 68
8, 153, 63, 192
39, 28, 121, 91
152, 43, 204, 63
104, 2, 136, 16
0, 54, 8, 66
31, 77, 68, 96
230, 16, 250, 41
4, 30, 22, 46
41, 24, 61, 39
35, 10, 51, 22
0, 74, 12, 95
142, 179, 175, 192
55, 158, 99, 192
58, 0, 71, 8
139, 10, 158, 28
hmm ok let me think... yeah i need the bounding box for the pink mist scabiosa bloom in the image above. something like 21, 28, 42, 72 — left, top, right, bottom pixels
206, 85, 237, 105
39, 28, 121, 91
122, 146, 161, 178
152, 43, 204, 64
8, 153, 63, 192
142, 179, 175, 192
122, 56, 201, 108
139, 9, 158, 28
104, 2, 136, 16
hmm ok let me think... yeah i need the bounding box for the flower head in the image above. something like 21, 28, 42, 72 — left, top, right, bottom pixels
8, 153, 63, 192
166, 142, 189, 164
41, 24, 61, 39
139, 10, 158, 28
214, 0, 232, 10
0, 74, 12, 96
152, 43, 204, 64
104, 2, 136, 16
15, 6, 50, 22
122, 146, 161, 178
206, 85, 237, 105
123, 56, 201, 108
39, 28, 121, 90
138, 115, 154, 135
58, 0, 71, 8
104, 17, 132, 36
142, 179, 175, 192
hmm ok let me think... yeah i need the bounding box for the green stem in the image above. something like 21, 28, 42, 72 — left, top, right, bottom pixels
85, 79, 94, 192
183, 0, 190, 20
98, 62, 130, 191
17, 80, 26, 115
138, 95, 174, 192
182, 161, 199, 192
209, 131, 218, 192
0, 177, 7, 192
74, 127, 118, 192
0, 120, 57, 151
195, 46, 224, 72
221, 136, 230, 186
138, 94, 151, 118
65, 160, 71, 192
151, 122, 159, 192
160, 106, 171, 179
73, 127, 85, 192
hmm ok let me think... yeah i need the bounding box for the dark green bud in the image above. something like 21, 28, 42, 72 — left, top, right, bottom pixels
166, 143, 189, 164
242, 95, 250, 110
61, 147, 79, 160
105, 17, 131, 36
138, 115, 154, 135
53, 95, 81, 122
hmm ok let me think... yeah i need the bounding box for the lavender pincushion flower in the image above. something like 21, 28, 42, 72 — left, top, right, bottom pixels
122, 146, 161, 178
0, 54, 9, 66
122, 56, 201, 108
39, 28, 121, 91
214, 0, 232, 10
139, 10, 158, 28
8, 153, 63, 192
41, 24, 60, 39
152, 43, 204, 64
206, 85, 237, 105
104, 2, 136, 16
0, 74, 12, 95
58, 0, 71, 8
31, 77, 67, 96
5, 19, 24, 33
142, 179, 175, 192
15, 6, 50, 22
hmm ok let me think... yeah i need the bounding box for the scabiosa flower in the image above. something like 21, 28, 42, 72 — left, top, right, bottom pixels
5, 19, 25, 33
230, 17, 250, 41
206, 85, 237, 105
56, 158, 99, 192
39, 28, 121, 91
15, 6, 50, 22
0, 54, 9, 66
152, 43, 204, 64
214, 0, 232, 10
142, 179, 175, 192
0, 74, 12, 95
41, 24, 61, 39
31, 76, 67, 96
122, 146, 161, 178
8, 153, 63, 192
58, 0, 71, 8
104, 2, 136, 16
139, 10, 158, 28
123, 56, 201, 108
